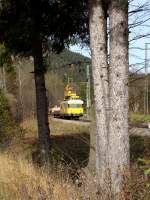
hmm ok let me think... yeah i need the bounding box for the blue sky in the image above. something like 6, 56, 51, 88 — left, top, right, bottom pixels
70, 0, 150, 73
129, 0, 150, 72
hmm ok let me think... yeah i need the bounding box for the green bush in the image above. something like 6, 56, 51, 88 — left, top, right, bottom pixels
0, 91, 20, 144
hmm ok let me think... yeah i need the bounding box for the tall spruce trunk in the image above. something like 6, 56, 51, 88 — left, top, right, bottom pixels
109, 0, 129, 198
33, 39, 50, 163
89, 0, 110, 198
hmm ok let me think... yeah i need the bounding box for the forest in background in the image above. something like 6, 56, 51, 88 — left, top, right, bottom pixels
0, 48, 92, 121
0, 47, 149, 122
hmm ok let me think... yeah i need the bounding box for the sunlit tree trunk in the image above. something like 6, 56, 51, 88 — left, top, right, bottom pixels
89, 0, 110, 198
109, 0, 129, 198
89, 0, 129, 199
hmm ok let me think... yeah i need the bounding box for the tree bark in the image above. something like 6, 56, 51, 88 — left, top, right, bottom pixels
33, 39, 50, 164
89, 0, 110, 198
89, 0, 129, 199
109, 0, 129, 198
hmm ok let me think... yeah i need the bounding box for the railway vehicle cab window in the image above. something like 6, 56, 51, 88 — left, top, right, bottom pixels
68, 104, 82, 108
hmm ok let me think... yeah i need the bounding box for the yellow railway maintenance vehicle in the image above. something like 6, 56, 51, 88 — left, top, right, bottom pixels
51, 84, 84, 119
59, 98, 84, 119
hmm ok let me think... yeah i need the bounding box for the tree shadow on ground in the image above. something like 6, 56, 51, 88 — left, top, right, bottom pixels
31, 134, 150, 166
31, 133, 150, 179
32, 132, 90, 172
51, 132, 90, 168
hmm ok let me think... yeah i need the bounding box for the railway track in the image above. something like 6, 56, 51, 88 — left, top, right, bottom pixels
50, 116, 91, 126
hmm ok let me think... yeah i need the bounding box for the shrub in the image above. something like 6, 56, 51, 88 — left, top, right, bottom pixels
0, 91, 20, 145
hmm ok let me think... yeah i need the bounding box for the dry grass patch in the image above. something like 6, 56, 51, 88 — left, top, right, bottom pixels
22, 116, 90, 137
0, 153, 82, 200
50, 118, 90, 136
21, 116, 38, 137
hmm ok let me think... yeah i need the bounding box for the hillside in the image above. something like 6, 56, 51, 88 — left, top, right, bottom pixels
47, 48, 91, 82
48, 48, 91, 69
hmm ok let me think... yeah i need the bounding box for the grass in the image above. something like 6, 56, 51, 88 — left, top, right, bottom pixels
21, 117, 90, 167
0, 152, 149, 200
129, 113, 150, 124
22, 116, 90, 137
1, 116, 150, 199
21, 116, 38, 137
17, 117, 90, 170
0, 153, 82, 200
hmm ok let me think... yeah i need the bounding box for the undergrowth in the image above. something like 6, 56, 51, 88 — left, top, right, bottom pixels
0, 115, 150, 199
